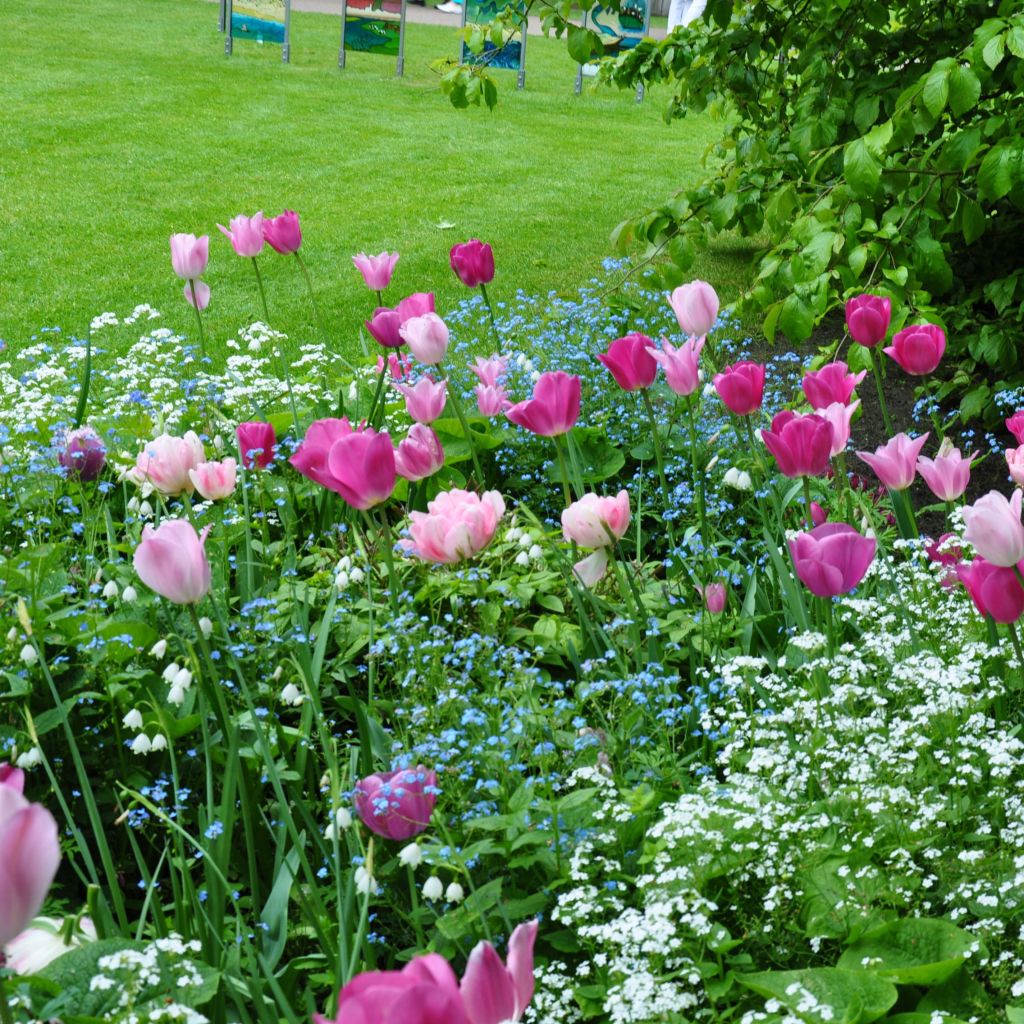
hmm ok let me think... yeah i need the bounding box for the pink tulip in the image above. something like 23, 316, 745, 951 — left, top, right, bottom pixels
646, 337, 703, 397
366, 307, 404, 349
699, 582, 727, 614
598, 333, 658, 392
0, 764, 24, 793
395, 425, 445, 482
1007, 446, 1024, 487
126, 432, 206, 496
801, 361, 866, 410
450, 240, 495, 288
884, 323, 946, 376
291, 419, 395, 510
572, 550, 611, 588
0, 789, 61, 949
470, 355, 507, 388
354, 766, 438, 840
916, 443, 976, 502
962, 489, 1024, 567
396, 292, 436, 324
713, 361, 765, 416
561, 491, 631, 549
4, 916, 97, 975
760, 411, 834, 478
1007, 411, 1024, 445
236, 421, 276, 469
133, 520, 212, 605
956, 557, 1024, 623
856, 432, 929, 491
476, 385, 510, 417
789, 522, 877, 598
818, 400, 859, 458
505, 372, 581, 437
669, 280, 719, 338
262, 210, 302, 255
401, 313, 450, 365
183, 280, 210, 311
926, 532, 963, 588
352, 251, 399, 291
845, 294, 891, 348
189, 458, 238, 501
810, 501, 828, 527
461, 920, 538, 1024
315, 954, 466, 1024
217, 212, 265, 258
404, 489, 505, 564
376, 351, 414, 381
169, 233, 209, 280
394, 377, 447, 424
59, 426, 106, 481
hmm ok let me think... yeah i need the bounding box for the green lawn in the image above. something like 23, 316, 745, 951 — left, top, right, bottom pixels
0, 0, 748, 355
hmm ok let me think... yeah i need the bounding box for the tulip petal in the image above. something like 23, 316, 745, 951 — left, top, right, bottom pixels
461, 941, 517, 1024
0, 804, 61, 948
506, 921, 538, 1018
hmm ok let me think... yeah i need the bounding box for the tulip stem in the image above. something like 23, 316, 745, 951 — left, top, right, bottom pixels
640, 390, 676, 547
367, 510, 400, 615
365, 359, 389, 428
187, 281, 208, 360
553, 436, 573, 509
251, 257, 271, 323
440, 368, 485, 486
478, 283, 499, 342
802, 477, 814, 528
685, 396, 707, 548
294, 252, 326, 339
405, 865, 427, 948
868, 349, 896, 436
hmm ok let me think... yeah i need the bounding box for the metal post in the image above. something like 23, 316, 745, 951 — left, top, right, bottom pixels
338, 0, 347, 67
225, 0, 234, 54
218, 0, 226, 32
396, 0, 407, 76
282, 0, 291, 62
634, 0, 651, 103
516, 0, 526, 89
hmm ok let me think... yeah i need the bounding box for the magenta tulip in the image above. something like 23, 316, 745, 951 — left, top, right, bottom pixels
699, 582, 727, 614
713, 361, 765, 416
916, 444, 975, 502
1007, 446, 1024, 487
396, 292, 436, 323
354, 766, 438, 840
394, 377, 447, 424
668, 280, 719, 339
963, 489, 1024, 567
789, 522, 877, 598
884, 323, 946, 376
0, 764, 24, 793
450, 239, 495, 288
169, 233, 209, 280
460, 920, 538, 1024
183, 280, 210, 311
956, 557, 1024, 623
818, 400, 859, 458
476, 384, 510, 417
505, 372, 581, 437
133, 520, 212, 605
561, 491, 631, 549
217, 212, 265, 258
470, 355, 508, 388
801, 361, 866, 410
189, 458, 238, 501
403, 489, 505, 564
366, 307, 404, 349
646, 337, 703, 397
352, 251, 400, 291
856, 432, 930, 491
59, 426, 106, 481
1007, 411, 1024, 445
810, 501, 828, 527
845, 294, 891, 348
401, 313, 450, 365
598, 333, 658, 392
291, 420, 396, 511
395, 425, 445, 482
236, 421, 276, 469
126, 432, 206, 496
262, 210, 302, 254
760, 411, 834, 478
0, 789, 61, 949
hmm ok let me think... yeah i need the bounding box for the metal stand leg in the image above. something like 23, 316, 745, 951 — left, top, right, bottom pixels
282, 0, 291, 61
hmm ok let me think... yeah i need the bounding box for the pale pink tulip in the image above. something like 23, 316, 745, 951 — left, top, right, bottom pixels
395, 425, 445, 482
189, 458, 238, 501
819, 400, 859, 458
646, 337, 703, 396
401, 314, 450, 365
133, 520, 212, 604
476, 385, 510, 417
126, 432, 206, 496
169, 234, 209, 280
856, 432, 929, 491
403, 490, 505, 564
963, 489, 1024, 567
217, 212, 265, 258
353, 251, 400, 291
669, 280, 719, 338
470, 355, 508, 388
916, 443, 975, 502
561, 491, 631, 549
394, 377, 447, 424
183, 280, 210, 311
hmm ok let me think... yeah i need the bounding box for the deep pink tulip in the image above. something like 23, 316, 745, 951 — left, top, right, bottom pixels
699, 583, 727, 614
646, 337, 703, 397
401, 313, 449, 365
169, 233, 209, 280
1007, 411, 1024, 445
59, 426, 106, 481
217, 212, 265, 258
1007, 446, 1024, 487
395, 377, 447, 424
376, 351, 414, 381
450, 240, 495, 289
819, 400, 859, 458
189, 458, 238, 501
460, 921, 538, 1024
884, 323, 946, 376
760, 411, 834, 478
183, 280, 210, 311
788, 522, 877, 598
668, 280, 719, 339
396, 292, 436, 324
262, 211, 302, 255
505, 372, 581, 437
395, 425, 445, 482
956, 557, 1024, 623
0, 789, 61, 949
713, 361, 765, 416
354, 766, 438, 840
845, 294, 892, 348
598, 333, 658, 392
126, 432, 206, 496
916, 444, 975, 502
366, 307, 404, 349
403, 489, 505, 564
561, 491, 631, 549
476, 385, 510, 417
962, 489, 1024, 567
802, 361, 866, 410
236, 421, 276, 469
810, 501, 828, 527
133, 520, 212, 605
470, 355, 507, 388
856, 432, 929, 491
0, 765, 24, 793
315, 954, 466, 1024
927, 532, 963, 589
352, 251, 400, 291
